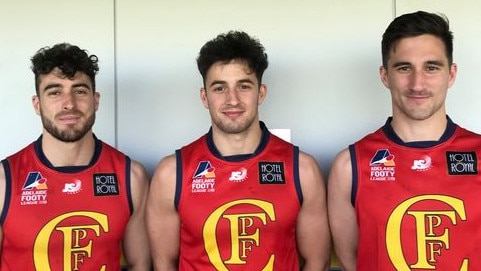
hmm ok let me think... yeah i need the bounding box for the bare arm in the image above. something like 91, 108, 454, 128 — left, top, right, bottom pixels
122, 160, 152, 271
0, 162, 5, 257
297, 152, 331, 271
327, 149, 358, 271
146, 155, 179, 271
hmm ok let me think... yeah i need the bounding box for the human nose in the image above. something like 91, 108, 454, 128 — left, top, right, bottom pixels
62, 92, 76, 110
409, 69, 426, 91
225, 88, 240, 105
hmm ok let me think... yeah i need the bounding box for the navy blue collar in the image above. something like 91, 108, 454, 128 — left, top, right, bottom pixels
382, 115, 457, 148
34, 134, 102, 173
206, 121, 270, 162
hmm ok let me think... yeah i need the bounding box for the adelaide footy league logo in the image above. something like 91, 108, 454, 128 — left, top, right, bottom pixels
192, 161, 216, 193
21, 172, 48, 205
369, 149, 396, 181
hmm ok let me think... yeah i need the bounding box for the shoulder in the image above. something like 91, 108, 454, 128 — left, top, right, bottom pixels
128, 159, 149, 208
297, 151, 325, 190
150, 154, 177, 190
0, 161, 7, 220
149, 154, 177, 206
332, 148, 352, 168
130, 159, 149, 183
330, 148, 352, 179
180, 135, 207, 152
4, 143, 34, 161
100, 141, 127, 156
0, 160, 5, 189
0, 160, 5, 181
328, 148, 353, 197
298, 151, 321, 173
455, 125, 481, 138
153, 154, 177, 178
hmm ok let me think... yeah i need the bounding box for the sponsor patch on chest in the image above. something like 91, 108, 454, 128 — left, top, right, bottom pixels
258, 162, 286, 184
93, 173, 119, 196
446, 151, 477, 175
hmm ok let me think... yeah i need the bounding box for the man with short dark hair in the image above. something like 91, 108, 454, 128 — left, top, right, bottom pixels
328, 11, 481, 271
147, 31, 331, 271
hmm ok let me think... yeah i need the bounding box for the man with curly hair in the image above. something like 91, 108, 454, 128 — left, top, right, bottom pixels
0, 43, 151, 270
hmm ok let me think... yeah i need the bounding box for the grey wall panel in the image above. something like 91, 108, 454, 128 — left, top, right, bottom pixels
115, 0, 393, 174
0, 0, 116, 158
2, 0, 479, 178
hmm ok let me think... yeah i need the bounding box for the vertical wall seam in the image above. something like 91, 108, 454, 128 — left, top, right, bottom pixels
393, 0, 397, 18
113, 0, 119, 148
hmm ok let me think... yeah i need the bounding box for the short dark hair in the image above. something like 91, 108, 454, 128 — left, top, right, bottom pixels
381, 11, 453, 68
31, 43, 99, 94
196, 31, 268, 86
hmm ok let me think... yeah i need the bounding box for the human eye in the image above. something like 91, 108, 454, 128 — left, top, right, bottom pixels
426, 65, 441, 73
211, 85, 225, 93
45, 89, 61, 96
239, 84, 252, 91
238, 80, 255, 91
395, 65, 410, 73
73, 87, 89, 95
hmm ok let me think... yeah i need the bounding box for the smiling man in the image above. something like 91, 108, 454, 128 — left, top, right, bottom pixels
0, 43, 151, 270
146, 31, 331, 271
328, 11, 481, 271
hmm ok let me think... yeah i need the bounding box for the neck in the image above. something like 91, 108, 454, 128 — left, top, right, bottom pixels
211, 122, 262, 157
41, 131, 96, 167
390, 113, 448, 142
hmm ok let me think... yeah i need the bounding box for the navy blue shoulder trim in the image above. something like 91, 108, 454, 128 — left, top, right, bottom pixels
125, 156, 133, 215
0, 160, 12, 225
348, 144, 358, 207
293, 146, 303, 205
174, 149, 183, 210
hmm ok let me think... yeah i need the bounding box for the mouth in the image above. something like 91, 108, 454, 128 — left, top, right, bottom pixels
57, 114, 82, 124
407, 90, 431, 98
406, 93, 431, 103
223, 110, 244, 118
408, 94, 430, 98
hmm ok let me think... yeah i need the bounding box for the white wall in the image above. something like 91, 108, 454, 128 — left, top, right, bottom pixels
115, 0, 392, 174
0, 0, 116, 151
1, 0, 480, 178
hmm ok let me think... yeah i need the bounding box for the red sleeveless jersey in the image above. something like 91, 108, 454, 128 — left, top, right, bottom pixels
0, 136, 132, 271
176, 124, 302, 270
352, 118, 481, 270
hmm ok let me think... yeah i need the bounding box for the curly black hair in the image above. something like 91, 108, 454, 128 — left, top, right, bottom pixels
31, 43, 99, 94
196, 31, 268, 87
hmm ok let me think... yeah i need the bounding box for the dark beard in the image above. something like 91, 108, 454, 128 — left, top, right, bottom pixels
41, 112, 95, 142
